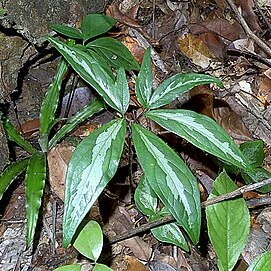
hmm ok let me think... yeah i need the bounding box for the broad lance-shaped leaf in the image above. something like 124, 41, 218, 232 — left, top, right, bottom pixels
25, 151, 46, 247
2, 117, 36, 154
45, 36, 123, 113
0, 158, 29, 201
247, 251, 271, 271
132, 124, 201, 244
146, 109, 250, 170
39, 57, 69, 151
93, 264, 114, 271
48, 99, 104, 150
206, 171, 250, 271
135, 48, 153, 108
54, 265, 82, 271
63, 119, 126, 247
87, 37, 140, 71
148, 73, 223, 109
49, 23, 83, 39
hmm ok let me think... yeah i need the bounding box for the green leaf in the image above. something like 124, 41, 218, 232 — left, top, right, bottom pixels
45, 36, 123, 113
135, 48, 153, 108
132, 124, 201, 244
134, 174, 157, 216
0, 8, 7, 16
247, 251, 271, 271
0, 158, 29, 201
74, 220, 103, 262
148, 73, 223, 109
240, 140, 264, 168
49, 23, 82, 39
39, 58, 68, 151
146, 109, 250, 171
206, 171, 250, 271
2, 117, 37, 154
63, 119, 126, 247
25, 152, 46, 247
93, 264, 114, 271
48, 99, 104, 150
114, 67, 130, 114
53, 264, 82, 271
81, 14, 116, 43
87, 37, 140, 70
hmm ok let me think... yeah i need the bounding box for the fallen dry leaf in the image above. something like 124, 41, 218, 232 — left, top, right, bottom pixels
124, 255, 149, 271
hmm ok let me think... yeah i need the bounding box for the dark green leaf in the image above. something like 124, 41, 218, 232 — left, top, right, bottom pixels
87, 37, 139, 70
132, 124, 201, 244
247, 251, 271, 271
81, 14, 116, 43
146, 109, 250, 171
135, 48, 153, 108
49, 23, 82, 39
2, 117, 37, 154
25, 152, 46, 247
48, 99, 104, 150
74, 220, 103, 262
45, 36, 123, 112
206, 171, 250, 271
63, 119, 126, 247
53, 265, 82, 271
39, 58, 68, 151
93, 264, 114, 271
148, 73, 223, 109
240, 140, 264, 168
0, 158, 29, 201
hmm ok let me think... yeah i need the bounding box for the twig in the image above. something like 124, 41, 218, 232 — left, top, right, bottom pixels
225, 0, 271, 58
109, 178, 271, 244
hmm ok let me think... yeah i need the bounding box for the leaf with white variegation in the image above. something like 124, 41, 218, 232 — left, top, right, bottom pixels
132, 124, 201, 244
247, 251, 271, 271
148, 73, 223, 109
45, 36, 122, 113
206, 171, 250, 271
25, 151, 46, 247
146, 109, 250, 170
63, 119, 126, 247
135, 48, 153, 108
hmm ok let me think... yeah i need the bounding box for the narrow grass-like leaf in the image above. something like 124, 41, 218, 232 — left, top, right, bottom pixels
135, 48, 152, 108
132, 124, 201, 244
206, 171, 250, 271
146, 109, 250, 170
87, 37, 140, 70
93, 264, 114, 271
81, 14, 116, 43
39, 58, 68, 151
247, 251, 271, 271
114, 67, 130, 114
26, 151, 46, 247
49, 23, 82, 39
63, 119, 126, 247
45, 36, 122, 112
74, 220, 103, 262
240, 140, 264, 168
48, 99, 104, 150
0, 158, 29, 200
134, 174, 157, 216
148, 73, 223, 109
2, 117, 37, 154
53, 265, 82, 271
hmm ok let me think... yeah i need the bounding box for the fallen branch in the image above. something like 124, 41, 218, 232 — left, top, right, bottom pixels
109, 178, 271, 244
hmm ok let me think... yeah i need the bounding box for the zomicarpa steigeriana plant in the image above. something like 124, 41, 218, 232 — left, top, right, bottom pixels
1, 13, 270, 271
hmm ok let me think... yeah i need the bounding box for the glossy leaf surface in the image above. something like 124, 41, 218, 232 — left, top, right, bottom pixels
74, 220, 103, 262
63, 119, 126, 246
247, 251, 271, 271
240, 140, 264, 168
81, 14, 116, 43
0, 158, 29, 200
25, 152, 46, 247
206, 171, 250, 271
93, 264, 114, 271
87, 37, 140, 70
132, 124, 201, 244
46, 36, 122, 112
54, 264, 82, 271
49, 23, 82, 39
135, 48, 153, 108
148, 73, 223, 109
2, 117, 36, 154
48, 99, 104, 149
146, 109, 250, 170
